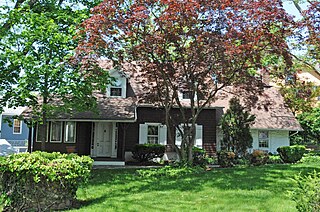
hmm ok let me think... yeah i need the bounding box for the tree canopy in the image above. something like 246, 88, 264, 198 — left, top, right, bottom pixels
0, 0, 106, 149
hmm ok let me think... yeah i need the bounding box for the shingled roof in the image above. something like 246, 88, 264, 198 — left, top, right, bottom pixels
213, 86, 302, 131
22, 94, 137, 122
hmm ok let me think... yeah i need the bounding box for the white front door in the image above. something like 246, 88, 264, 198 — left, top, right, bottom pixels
94, 122, 112, 157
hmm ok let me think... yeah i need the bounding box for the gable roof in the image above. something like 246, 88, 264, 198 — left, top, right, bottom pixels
213, 86, 302, 131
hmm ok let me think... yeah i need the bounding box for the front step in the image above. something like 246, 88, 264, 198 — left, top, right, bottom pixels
93, 161, 125, 166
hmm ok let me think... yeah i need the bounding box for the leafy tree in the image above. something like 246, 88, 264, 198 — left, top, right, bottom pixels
0, 0, 106, 150
279, 75, 320, 115
289, 0, 319, 70
291, 107, 320, 145
220, 97, 256, 157
76, 0, 295, 162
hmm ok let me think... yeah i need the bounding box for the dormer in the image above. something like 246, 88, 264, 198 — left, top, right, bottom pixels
178, 90, 198, 101
106, 69, 128, 98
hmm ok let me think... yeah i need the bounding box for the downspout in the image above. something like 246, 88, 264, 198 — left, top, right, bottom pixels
289, 131, 299, 137
0, 113, 2, 138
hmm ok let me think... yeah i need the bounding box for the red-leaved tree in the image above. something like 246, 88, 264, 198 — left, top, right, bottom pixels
76, 0, 295, 162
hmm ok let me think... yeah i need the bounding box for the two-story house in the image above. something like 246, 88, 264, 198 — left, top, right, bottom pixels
25, 62, 302, 165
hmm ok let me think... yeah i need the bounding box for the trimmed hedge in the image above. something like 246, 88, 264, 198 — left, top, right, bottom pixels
132, 144, 165, 163
0, 151, 93, 211
277, 145, 306, 163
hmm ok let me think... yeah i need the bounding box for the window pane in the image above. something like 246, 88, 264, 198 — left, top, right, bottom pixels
65, 122, 76, 143
258, 131, 269, 148
148, 125, 158, 136
110, 87, 122, 96
258, 131, 268, 139
37, 124, 47, 142
147, 125, 159, 144
182, 91, 192, 99
13, 119, 21, 134
51, 122, 62, 142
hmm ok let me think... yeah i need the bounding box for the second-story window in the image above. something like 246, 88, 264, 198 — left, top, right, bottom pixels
13, 119, 22, 134
182, 91, 192, 99
110, 87, 122, 97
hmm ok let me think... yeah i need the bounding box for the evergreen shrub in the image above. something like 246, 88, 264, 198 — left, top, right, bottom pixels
132, 144, 165, 163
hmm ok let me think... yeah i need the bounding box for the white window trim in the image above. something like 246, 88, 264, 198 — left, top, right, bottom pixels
64, 121, 76, 143
50, 122, 63, 143
13, 119, 22, 134
106, 77, 127, 98
258, 130, 269, 149
139, 123, 167, 145
175, 124, 203, 148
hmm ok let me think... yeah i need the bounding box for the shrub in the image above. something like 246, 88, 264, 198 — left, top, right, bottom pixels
267, 155, 283, 164
136, 165, 203, 178
132, 144, 165, 163
250, 150, 269, 166
290, 171, 320, 212
192, 147, 213, 167
277, 145, 306, 163
0, 151, 93, 211
217, 151, 235, 167
300, 155, 320, 164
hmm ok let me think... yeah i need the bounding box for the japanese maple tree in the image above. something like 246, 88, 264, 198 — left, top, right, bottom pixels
76, 0, 295, 162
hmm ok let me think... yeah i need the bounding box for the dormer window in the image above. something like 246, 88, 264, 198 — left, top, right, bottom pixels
110, 87, 122, 97
182, 91, 192, 99
107, 73, 127, 98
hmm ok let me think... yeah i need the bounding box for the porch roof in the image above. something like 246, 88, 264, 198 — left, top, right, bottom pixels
22, 96, 136, 121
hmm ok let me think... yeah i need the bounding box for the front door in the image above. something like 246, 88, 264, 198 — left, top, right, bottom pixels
94, 122, 112, 157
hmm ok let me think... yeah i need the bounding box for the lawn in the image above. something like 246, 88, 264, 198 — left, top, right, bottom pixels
69, 162, 320, 212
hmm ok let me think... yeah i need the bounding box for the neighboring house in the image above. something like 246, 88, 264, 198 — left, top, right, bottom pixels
295, 69, 320, 104
0, 107, 29, 153
24, 63, 302, 164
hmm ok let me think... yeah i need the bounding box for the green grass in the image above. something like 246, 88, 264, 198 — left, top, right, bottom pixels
70, 162, 320, 212
1, 162, 319, 211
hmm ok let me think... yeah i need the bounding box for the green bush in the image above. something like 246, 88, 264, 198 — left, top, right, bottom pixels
0, 151, 93, 211
192, 147, 214, 167
132, 144, 165, 163
267, 155, 283, 164
277, 145, 306, 163
250, 150, 269, 166
217, 151, 235, 167
300, 155, 320, 164
136, 165, 203, 178
290, 171, 320, 212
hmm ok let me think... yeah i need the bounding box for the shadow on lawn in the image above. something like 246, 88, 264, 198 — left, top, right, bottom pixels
76, 163, 320, 210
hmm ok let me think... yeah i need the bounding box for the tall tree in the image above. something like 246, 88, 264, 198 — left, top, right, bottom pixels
220, 97, 256, 157
289, 0, 319, 70
76, 0, 295, 162
0, 0, 107, 150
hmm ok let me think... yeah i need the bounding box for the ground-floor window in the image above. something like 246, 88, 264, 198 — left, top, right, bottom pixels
258, 130, 269, 148
36, 121, 77, 143
139, 123, 167, 145
65, 121, 76, 143
147, 125, 159, 144
175, 124, 203, 147
50, 122, 63, 143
